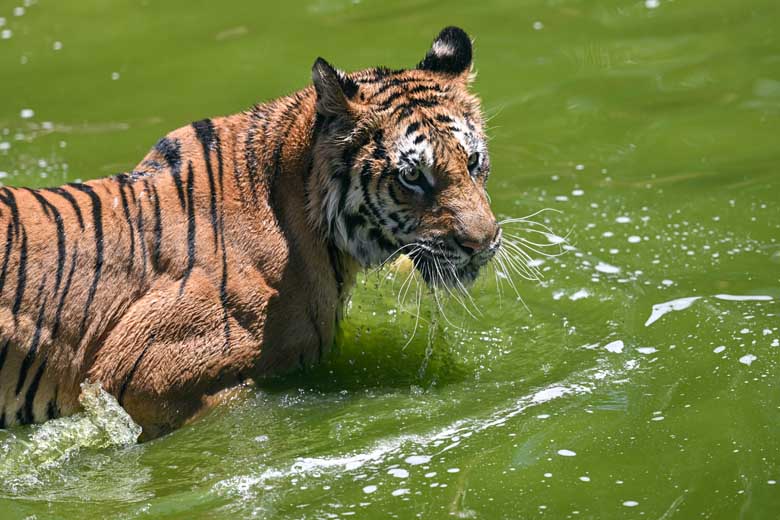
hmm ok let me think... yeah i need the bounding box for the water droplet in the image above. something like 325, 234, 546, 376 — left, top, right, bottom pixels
739, 354, 757, 366
404, 455, 430, 465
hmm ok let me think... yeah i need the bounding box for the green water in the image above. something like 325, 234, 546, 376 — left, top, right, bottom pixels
1, 0, 779, 518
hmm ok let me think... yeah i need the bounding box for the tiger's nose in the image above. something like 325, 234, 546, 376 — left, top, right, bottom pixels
456, 226, 501, 255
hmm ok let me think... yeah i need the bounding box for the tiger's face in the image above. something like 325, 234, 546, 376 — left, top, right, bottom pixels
311, 27, 500, 288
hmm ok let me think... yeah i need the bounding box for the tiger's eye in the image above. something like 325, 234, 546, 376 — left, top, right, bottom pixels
404, 169, 421, 182
468, 152, 480, 172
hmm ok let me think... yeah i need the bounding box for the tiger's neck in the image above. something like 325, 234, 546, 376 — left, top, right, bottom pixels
243, 89, 360, 307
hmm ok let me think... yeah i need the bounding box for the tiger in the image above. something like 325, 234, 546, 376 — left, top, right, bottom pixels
0, 26, 500, 440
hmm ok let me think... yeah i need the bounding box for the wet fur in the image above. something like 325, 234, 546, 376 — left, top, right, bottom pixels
0, 27, 498, 440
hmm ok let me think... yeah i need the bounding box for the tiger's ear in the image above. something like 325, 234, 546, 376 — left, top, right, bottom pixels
417, 26, 473, 81
312, 57, 360, 118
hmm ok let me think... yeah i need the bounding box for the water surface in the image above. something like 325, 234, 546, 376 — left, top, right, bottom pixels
1, 0, 779, 518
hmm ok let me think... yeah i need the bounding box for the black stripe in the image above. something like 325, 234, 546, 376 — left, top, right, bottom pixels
408, 84, 443, 96
0, 338, 9, 372
155, 137, 185, 210
180, 162, 196, 295
11, 227, 28, 321
405, 122, 421, 136
268, 96, 305, 187
51, 248, 78, 339
28, 190, 67, 295
46, 395, 58, 420
69, 184, 104, 337
143, 180, 163, 272
116, 175, 136, 272
388, 182, 404, 205
369, 227, 396, 253
0, 188, 20, 237
118, 335, 154, 406
353, 67, 403, 85
379, 91, 405, 109
192, 119, 220, 252
372, 130, 387, 160
218, 240, 231, 351
344, 211, 366, 239
135, 188, 149, 275
0, 221, 14, 295
19, 360, 46, 424
367, 75, 430, 96
391, 98, 441, 120
15, 276, 47, 395
358, 159, 388, 227
213, 136, 230, 351
378, 84, 443, 110
327, 243, 344, 297
44, 187, 85, 230
333, 132, 371, 228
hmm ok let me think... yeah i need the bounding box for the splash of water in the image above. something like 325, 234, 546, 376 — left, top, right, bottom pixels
0, 381, 141, 493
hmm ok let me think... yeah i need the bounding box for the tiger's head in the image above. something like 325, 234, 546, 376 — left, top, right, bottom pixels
309, 26, 500, 288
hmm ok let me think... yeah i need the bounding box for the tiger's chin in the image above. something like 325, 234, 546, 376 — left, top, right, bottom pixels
409, 252, 493, 290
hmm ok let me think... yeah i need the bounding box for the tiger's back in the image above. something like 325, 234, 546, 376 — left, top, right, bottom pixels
0, 100, 339, 436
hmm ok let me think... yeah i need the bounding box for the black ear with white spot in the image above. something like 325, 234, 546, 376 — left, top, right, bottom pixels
312, 57, 360, 117
417, 26, 473, 76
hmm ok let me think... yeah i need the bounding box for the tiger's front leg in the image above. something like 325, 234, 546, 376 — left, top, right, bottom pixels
87, 268, 266, 440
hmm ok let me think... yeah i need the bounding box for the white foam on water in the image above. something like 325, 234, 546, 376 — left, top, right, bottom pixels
404, 455, 431, 466
714, 294, 773, 302
0, 381, 141, 494
636, 347, 657, 355
623, 500, 639, 507
595, 261, 620, 274
713, 346, 726, 354
212, 368, 628, 501
388, 468, 409, 478
604, 340, 624, 353
644, 296, 701, 326
570, 289, 590, 301
739, 354, 757, 366
362, 485, 377, 494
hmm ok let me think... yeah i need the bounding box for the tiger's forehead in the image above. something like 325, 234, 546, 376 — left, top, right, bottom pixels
350, 67, 484, 128
348, 67, 487, 169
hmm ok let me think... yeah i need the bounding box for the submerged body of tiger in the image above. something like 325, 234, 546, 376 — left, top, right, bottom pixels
0, 27, 500, 439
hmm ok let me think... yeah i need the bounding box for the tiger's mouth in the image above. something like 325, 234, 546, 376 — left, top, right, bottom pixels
407, 232, 501, 289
